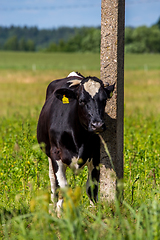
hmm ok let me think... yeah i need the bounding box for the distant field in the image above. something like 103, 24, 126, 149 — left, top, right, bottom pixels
0, 51, 160, 70
125, 54, 160, 70
0, 51, 160, 116
0, 51, 100, 71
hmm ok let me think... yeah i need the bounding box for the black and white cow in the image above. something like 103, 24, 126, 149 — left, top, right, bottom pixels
37, 72, 115, 210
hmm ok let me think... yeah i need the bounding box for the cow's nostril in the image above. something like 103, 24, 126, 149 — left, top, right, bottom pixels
91, 122, 99, 129
91, 122, 105, 131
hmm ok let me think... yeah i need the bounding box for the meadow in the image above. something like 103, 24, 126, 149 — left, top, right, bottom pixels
0, 51, 160, 239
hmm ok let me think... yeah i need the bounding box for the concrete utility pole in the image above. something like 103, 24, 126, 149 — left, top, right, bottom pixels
100, 0, 125, 201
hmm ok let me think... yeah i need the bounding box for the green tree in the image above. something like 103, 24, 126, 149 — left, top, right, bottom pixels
125, 42, 146, 53
19, 38, 27, 51
4, 35, 19, 50
132, 26, 149, 48
26, 39, 35, 51
65, 34, 82, 52
147, 26, 160, 52
125, 27, 134, 44
125, 25, 160, 53
153, 17, 160, 29
81, 28, 100, 52
58, 39, 66, 52
46, 43, 58, 52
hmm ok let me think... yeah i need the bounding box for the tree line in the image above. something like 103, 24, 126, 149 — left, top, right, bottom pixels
2, 36, 35, 51
0, 17, 160, 53
46, 27, 100, 53
0, 26, 100, 52
125, 18, 160, 53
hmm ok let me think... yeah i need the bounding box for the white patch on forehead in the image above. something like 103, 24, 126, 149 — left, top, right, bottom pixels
84, 79, 101, 98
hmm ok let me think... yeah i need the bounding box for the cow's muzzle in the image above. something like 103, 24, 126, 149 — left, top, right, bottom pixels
91, 121, 106, 133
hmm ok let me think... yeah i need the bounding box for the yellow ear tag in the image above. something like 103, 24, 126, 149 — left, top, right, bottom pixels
110, 92, 113, 98
62, 95, 69, 104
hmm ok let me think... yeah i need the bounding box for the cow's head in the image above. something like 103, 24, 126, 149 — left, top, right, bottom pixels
55, 76, 115, 133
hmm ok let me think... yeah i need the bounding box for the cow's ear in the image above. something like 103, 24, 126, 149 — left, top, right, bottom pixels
55, 88, 76, 103
105, 83, 115, 98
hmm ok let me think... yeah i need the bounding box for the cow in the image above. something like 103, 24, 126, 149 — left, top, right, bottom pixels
37, 72, 115, 211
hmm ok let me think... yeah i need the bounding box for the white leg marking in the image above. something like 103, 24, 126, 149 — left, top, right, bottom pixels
56, 199, 63, 217
48, 157, 56, 203
55, 160, 67, 188
49, 158, 67, 214
55, 160, 67, 214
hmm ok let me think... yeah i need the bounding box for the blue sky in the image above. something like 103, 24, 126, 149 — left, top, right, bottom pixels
0, 0, 160, 29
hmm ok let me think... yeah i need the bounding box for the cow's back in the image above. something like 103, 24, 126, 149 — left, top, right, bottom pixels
46, 76, 83, 100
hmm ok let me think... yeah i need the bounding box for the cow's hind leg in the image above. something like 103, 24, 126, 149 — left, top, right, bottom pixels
86, 159, 100, 203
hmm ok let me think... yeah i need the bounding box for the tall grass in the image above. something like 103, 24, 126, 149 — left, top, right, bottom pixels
0, 52, 160, 239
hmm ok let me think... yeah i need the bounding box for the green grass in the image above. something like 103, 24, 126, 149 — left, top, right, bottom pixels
125, 54, 160, 70
0, 51, 100, 70
0, 52, 160, 239
124, 69, 160, 115
1, 51, 160, 71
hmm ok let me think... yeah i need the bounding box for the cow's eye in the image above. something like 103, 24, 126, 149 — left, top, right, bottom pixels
79, 99, 86, 106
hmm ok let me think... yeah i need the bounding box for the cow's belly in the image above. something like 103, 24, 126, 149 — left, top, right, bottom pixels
61, 147, 89, 166
49, 129, 94, 171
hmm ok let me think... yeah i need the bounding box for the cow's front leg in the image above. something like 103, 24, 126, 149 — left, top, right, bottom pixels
55, 160, 67, 211
49, 155, 67, 215
50, 146, 68, 210
86, 159, 100, 203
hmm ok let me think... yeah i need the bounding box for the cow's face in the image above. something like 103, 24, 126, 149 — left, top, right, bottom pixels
55, 77, 115, 133
77, 78, 114, 133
